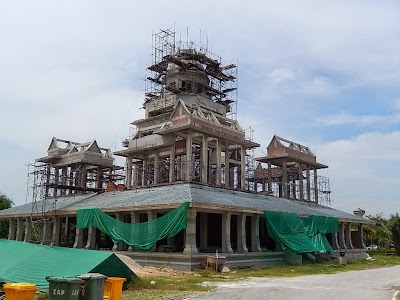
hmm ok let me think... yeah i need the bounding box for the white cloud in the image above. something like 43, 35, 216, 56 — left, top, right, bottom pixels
268, 68, 295, 85
393, 99, 400, 111
316, 113, 400, 126
314, 131, 400, 216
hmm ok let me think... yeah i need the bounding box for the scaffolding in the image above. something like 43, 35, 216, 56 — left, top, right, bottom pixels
117, 28, 258, 193
26, 137, 126, 244
28, 163, 57, 243
245, 126, 256, 191
144, 28, 238, 119
252, 135, 332, 206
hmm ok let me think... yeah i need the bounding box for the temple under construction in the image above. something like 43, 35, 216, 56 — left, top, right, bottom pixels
0, 29, 370, 270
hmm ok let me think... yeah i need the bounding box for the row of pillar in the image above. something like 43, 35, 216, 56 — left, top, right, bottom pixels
43, 165, 106, 197
330, 223, 365, 250
263, 161, 319, 202
6, 213, 365, 254
125, 132, 247, 190
183, 210, 262, 255
73, 210, 160, 251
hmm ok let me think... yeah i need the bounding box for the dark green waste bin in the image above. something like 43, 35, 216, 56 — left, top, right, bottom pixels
77, 273, 107, 300
46, 277, 84, 300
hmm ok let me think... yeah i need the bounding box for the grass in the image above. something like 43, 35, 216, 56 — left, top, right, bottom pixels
121, 270, 233, 300
30, 253, 400, 300
122, 253, 400, 300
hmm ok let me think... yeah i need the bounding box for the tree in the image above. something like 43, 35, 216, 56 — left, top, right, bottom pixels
389, 213, 400, 256
364, 214, 392, 249
0, 193, 13, 238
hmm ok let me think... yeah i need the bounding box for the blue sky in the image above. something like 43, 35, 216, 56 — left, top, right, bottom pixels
1, 0, 399, 216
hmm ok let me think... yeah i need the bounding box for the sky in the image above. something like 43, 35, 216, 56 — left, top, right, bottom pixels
1, 0, 399, 217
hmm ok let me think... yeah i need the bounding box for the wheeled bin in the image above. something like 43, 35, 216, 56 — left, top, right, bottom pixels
46, 277, 84, 300
3, 283, 38, 300
103, 277, 126, 300
77, 273, 107, 300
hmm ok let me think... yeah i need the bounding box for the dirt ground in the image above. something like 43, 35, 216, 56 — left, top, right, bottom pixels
116, 254, 184, 278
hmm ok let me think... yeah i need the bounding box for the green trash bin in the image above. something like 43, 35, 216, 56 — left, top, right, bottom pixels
77, 273, 107, 300
46, 277, 84, 300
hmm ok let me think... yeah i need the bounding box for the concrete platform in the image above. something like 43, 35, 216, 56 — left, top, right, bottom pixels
118, 251, 286, 271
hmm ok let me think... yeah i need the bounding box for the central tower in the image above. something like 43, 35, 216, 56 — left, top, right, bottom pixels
115, 29, 259, 189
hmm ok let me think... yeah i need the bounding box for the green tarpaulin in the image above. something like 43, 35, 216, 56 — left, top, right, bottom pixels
264, 211, 317, 253
264, 211, 338, 254
303, 215, 338, 253
77, 202, 189, 251
0, 240, 135, 291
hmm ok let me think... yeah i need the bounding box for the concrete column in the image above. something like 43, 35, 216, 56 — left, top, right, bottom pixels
112, 213, 124, 251
299, 164, 304, 201
8, 218, 16, 240
282, 159, 288, 198
61, 167, 67, 195
147, 211, 157, 252
41, 219, 49, 245
51, 217, 61, 246
73, 227, 84, 248
221, 212, 234, 253
175, 156, 180, 180
268, 162, 272, 192
64, 217, 70, 246
176, 156, 181, 181
240, 145, 246, 191
133, 164, 139, 188
338, 222, 346, 249
306, 166, 311, 201
154, 152, 160, 184
199, 212, 208, 251
128, 212, 139, 252
201, 134, 208, 184
292, 179, 297, 199
345, 223, 353, 249
359, 224, 366, 249
216, 139, 222, 186
45, 166, 51, 197
126, 156, 133, 188
169, 142, 176, 183
186, 131, 192, 181
251, 215, 262, 252
313, 168, 318, 203
24, 218, 32, 242
141, 161, 145, 186
237, 213, 248, 253
183, 208, 198, 254
331, 232, 340, 250
80, 164, 87, 189
224, 144, 230, 188
54, 167, 59, 196
69, 167, 74, 194
96, 166, 103, 189
85, 226, 97, 249
16, 218, 24, 241
208, 148, 213, 184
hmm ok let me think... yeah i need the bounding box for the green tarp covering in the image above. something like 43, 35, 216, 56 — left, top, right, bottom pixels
264, 211, 338, 254
0, 239, 135, 291
264, 211, 317, 253
77, 202, 189, 251
303, 215, 339, 253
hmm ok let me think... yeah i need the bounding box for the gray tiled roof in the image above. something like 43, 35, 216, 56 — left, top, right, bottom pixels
0, 183, 368, 222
